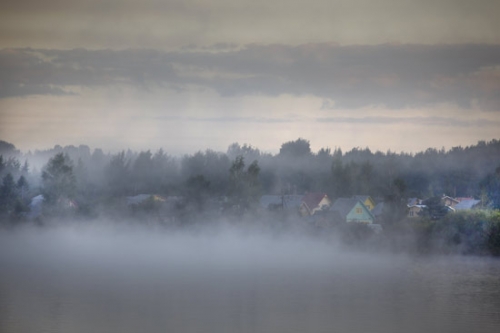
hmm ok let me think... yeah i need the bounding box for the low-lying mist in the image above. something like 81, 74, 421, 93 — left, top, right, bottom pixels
2, 221, 500, 333
1, 221, 389, 284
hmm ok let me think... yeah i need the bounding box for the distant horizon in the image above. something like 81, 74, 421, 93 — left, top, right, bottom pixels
5, 137, 500, 157
1, 1, 499, 160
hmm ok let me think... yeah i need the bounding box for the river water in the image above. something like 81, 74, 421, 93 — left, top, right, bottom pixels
1, 224, 500, 333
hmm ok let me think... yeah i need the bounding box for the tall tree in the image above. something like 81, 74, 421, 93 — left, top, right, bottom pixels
16, 175, 29, 201
132, 150, 154, 193
279, 138, 311, 158
0, 173, 17, 214
184, 175, 211, 212
106, 151, 130, 196
41, 153, 76, 204
227, 156, 261, 214
381, 177, 408, 225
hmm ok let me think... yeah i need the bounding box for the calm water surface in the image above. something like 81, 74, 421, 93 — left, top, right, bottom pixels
1, 225, 500, 333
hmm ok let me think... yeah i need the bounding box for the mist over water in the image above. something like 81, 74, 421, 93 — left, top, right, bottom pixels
1, 222, 500, 333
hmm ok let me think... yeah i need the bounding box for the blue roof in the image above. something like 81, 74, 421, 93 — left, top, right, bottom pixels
372, 202, 385, 216
260, 195, 304, 210
454, 199, 481, 210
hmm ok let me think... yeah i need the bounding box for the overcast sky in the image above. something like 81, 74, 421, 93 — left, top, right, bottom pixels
1, 0, 500, 154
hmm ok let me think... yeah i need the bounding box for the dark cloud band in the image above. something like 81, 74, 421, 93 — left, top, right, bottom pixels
1, 44, 500, 109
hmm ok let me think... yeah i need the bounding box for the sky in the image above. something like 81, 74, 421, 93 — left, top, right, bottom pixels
1, 0, 500, 155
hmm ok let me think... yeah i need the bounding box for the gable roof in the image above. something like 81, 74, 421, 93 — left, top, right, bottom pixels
407, 197, 422, 206
301, 192, 329, 211
330, 198, 375, 220
330, 198, 359, 219
371, 202, 385, 216
441, 195, 459, 204
353, 195, 371, 203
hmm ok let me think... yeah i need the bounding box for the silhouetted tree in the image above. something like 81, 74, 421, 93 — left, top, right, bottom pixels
480, 166, 500, 209
279, 138, 311, 158
0, 173, 17, 214
16, 175, 29, 201
41, 153, 76, 204
132, 150, 154, 193
421, 196, 449, 220
106, 151, 130, 196
381, 177, 408, 226
227, 156, 261, 214
184, 175, 211, 212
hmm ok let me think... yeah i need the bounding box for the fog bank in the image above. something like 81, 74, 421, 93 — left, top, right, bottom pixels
2, 222, 500, 333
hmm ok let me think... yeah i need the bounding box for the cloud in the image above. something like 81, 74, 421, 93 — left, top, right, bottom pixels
2, 1, 500, 49
1, 44, 500, 109
153, 115, 294, 124
316, 116, 500, 128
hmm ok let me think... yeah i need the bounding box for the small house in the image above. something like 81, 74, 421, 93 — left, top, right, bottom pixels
299, 193, 331, 216
407, 198, 423, 206
441, 195, 459, 208
330, 198, 374, 224
353, 195, 376, 211
408, 204, 426, 218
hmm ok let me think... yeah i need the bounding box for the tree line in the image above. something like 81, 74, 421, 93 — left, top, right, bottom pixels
1, 138, 500, 223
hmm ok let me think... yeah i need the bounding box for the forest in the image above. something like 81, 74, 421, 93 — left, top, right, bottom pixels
1, 138, 500, 254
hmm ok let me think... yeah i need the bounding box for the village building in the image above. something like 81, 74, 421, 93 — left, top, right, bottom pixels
441, 195, 460, 208
454, 199, 481, 211
353, 195, 376, 211
329, 198, 375, 224
408, 204, 426, 218
299, 193, 331, 216
260, 194, 304, 211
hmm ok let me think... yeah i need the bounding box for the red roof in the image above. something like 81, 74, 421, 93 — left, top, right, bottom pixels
301, 192, 328, 212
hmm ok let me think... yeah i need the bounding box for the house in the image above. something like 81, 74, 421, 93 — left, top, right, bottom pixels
441, 195, 459, 208
260, 195, 304, 211
408, 205, 426, 218
454, 199, 481, 211
353, 195, 376, 211
329, 198, 374, 224
126, 194, 166, 206
299, 193, 331, 216
407, 198, 423, 206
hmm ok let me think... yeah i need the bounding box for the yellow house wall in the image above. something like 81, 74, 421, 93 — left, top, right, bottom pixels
363, 198, 376, 211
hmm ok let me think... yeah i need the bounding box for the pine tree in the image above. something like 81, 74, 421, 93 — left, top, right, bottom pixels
41, 153, 76, 204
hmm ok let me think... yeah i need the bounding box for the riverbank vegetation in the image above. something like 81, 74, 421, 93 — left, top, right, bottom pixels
1, 138, 500, 255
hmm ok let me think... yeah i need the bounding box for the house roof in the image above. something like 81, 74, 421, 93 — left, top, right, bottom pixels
127, 194, 151, 205
407, 198, 422, 206
260, 195, 303, 209
301, 192, 328, 211
353, 195, 372, 203
441, 195, 459, 203
126, 194, 166, 205
30, 194, 44, 207
409, 205, 426, 208
455, 197, 474, 203
454, 199, 481, 210
283, 195, 304, 208
28, 195, 44, 219
372, 202, 385, 216
330, 198, 375, 220
330, 198, 359, 219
